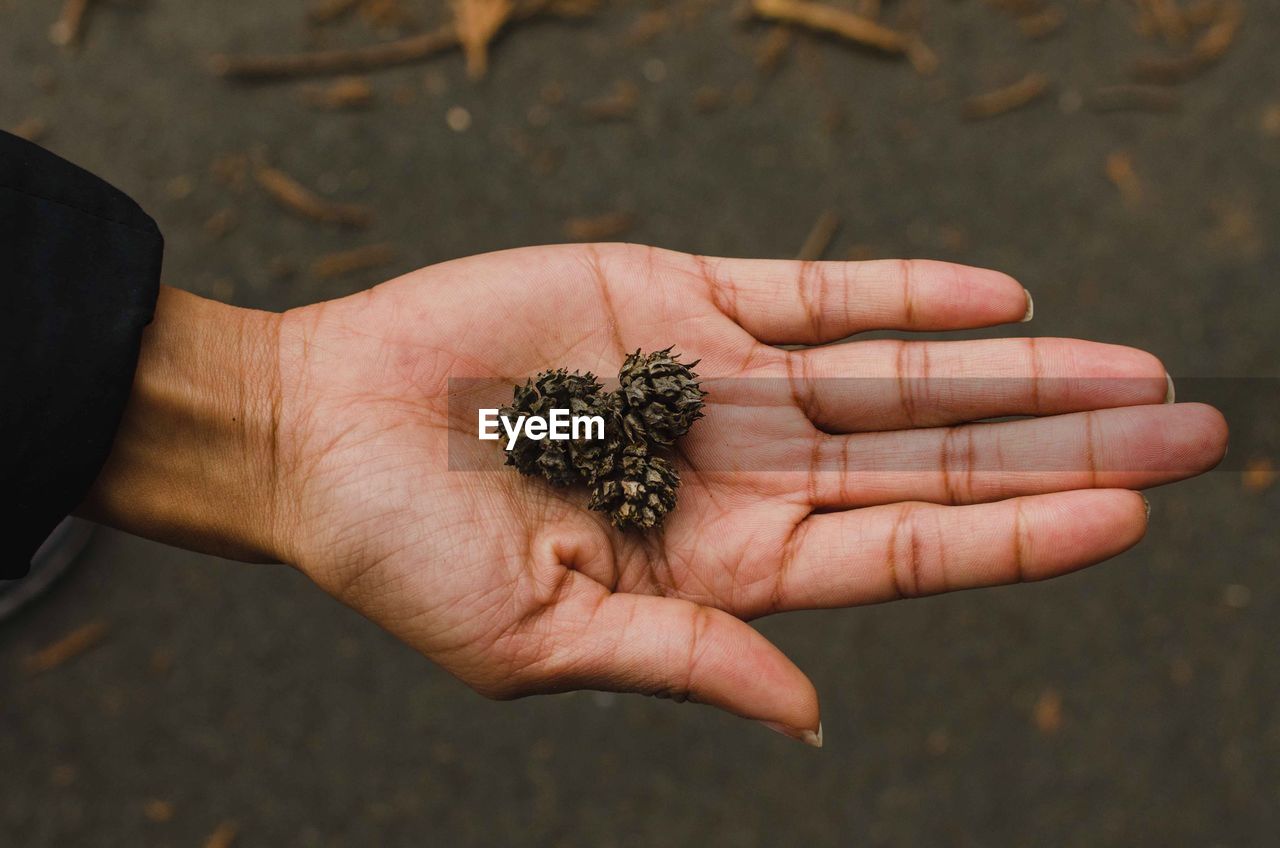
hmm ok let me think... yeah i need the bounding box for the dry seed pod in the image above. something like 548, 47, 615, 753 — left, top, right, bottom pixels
565, 390, 624, 485
500, 369, 604, 484
588, 445, 680, 530
617, 348, 708, 446
535, 390, 624, 487
499, 349, 705, 531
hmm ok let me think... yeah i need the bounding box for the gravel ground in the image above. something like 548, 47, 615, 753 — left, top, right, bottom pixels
2, 1, 1278, 845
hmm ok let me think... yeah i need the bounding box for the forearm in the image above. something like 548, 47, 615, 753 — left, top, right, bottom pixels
77, 286, 290, 563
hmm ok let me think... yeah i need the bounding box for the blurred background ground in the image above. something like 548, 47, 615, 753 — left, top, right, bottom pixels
2, 0, 1278, 845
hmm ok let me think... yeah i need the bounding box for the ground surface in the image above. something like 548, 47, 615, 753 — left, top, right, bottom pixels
1, 0, 1278, 845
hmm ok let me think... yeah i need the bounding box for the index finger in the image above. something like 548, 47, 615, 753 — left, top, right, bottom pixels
692, 256, 1032, 345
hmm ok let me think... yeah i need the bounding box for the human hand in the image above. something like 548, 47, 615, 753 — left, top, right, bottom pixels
86, 245, 1227, 745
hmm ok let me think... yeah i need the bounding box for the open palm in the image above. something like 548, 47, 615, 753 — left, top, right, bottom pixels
271, 244, 1226, 744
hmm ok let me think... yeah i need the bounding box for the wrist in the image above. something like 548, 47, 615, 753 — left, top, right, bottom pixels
78, 286, 293, 562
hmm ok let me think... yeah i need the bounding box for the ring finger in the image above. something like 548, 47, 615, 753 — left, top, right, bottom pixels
804, 402, 1228, 508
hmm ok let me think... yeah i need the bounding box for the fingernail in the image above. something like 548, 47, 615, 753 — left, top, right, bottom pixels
760, 720, 824, 748
806, 722, 824, 748
1142, 494, 1151, 520
1164, 372, 1176, 404
1021, 289, 1034, 322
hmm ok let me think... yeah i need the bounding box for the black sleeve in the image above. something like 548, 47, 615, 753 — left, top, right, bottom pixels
1, 131, 163, 578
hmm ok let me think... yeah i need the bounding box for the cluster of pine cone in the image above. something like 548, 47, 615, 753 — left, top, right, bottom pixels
500, 349, 707, 530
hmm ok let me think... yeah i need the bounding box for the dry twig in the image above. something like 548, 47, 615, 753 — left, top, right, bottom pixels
212, 24, 457, 80
49, 0, 93, 48
1105, 151, 1143, 206
453, 0, 515, 80
1018, 6, 1066, 40
204, 820, 240, 848
581, 81, 639, 121
797, 210, 840, 260
255, 163, 372, 228
749, 0, 909, 54
1191, 0, 1244, 62
961, 73, 1051, 120
1133, 0, 1243, 83
11, 117, 49, 143
303, 76, 376, 109
311, 243, 397, 278
1144, 0, 1190, 45
755, 26, 794, 75
1182, 0, 1223, 27
904, 37, 939, 76
24, 621, 108, 674
212, 0, 596, 81
362, 0, 419, 30
564, 212, 634, 241
308, 0, 363, 25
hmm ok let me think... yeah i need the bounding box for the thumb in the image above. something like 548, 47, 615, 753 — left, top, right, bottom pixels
531, 583, 822, 746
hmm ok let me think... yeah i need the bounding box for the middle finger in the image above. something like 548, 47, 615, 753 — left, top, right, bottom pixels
790, 337, 1171, 432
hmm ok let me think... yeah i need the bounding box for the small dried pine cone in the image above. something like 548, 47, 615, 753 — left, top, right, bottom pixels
617, 348, 707, 446
588, 445, 680, 531
564, 390, 625, 485
534, 390, 626, 487
501, 369, 604, 483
